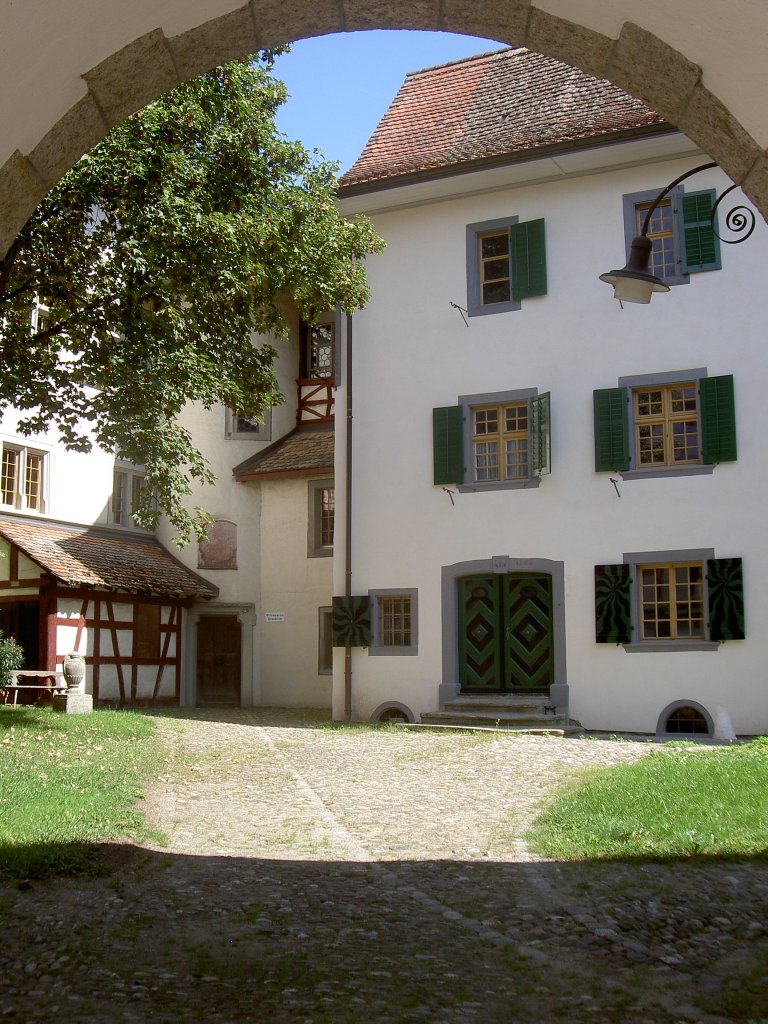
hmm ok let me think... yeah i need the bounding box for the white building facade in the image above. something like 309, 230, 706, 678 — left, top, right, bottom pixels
332, 49, 767, 737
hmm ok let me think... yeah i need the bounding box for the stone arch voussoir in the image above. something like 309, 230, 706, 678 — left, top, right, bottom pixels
2, 0, 767, 259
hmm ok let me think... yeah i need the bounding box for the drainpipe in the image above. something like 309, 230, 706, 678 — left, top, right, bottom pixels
343, 312, 353, 723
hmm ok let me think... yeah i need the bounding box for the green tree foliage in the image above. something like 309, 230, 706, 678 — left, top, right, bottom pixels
0, 54, 383, 542
0, 630, 23, 686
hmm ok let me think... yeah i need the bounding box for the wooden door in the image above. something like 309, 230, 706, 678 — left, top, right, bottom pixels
196, 615, 241, 706
458, 574, 553, 692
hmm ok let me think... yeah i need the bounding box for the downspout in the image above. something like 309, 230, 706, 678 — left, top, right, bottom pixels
343, 312, 353, 723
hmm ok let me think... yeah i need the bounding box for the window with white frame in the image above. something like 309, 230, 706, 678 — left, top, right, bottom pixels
111, 466, 149, 529
308, 480, 334, 557
368, 589, 418, 656
593, 369, 736, 478
225, 407, 272, 440
433, 388, 550, 491
465, 216, 547, 317
1, 445, 47, 512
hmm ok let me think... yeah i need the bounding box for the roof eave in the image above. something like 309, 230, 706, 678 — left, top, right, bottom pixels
338, 122, 677, 198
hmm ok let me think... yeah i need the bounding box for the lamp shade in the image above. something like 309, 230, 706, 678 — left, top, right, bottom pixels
599, 234, 670, 304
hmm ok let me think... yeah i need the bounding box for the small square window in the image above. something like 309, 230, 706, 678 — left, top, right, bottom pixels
225, 408, 272, 440
368, 589, 418, 656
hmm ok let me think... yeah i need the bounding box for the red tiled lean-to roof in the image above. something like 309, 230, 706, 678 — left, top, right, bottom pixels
232, 426, 334, 481
339, 47, 668, 190
0, 514, 218, 600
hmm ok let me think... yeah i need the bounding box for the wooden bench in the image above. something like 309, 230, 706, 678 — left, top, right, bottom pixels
2, 670, 67, 705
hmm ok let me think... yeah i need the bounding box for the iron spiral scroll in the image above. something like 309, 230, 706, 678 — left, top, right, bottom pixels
712, 184, 756, 244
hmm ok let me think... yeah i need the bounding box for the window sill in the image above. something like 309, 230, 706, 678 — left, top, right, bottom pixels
620, 465, 714, 481
467, 299, 521, 317
368, 645, 418, 657
308, 547, 333, 559
459, 478, 541, 493
622, 641, 719, 653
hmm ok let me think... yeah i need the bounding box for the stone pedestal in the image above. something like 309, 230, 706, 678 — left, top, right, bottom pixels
53, 691, 93, 714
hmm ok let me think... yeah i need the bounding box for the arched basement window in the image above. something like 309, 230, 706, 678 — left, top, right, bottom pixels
663, 704, 711, 735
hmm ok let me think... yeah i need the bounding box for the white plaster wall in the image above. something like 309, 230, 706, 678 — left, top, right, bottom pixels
0, 411, 122, 526
334, 147, 768, 734
258, 476, 333, 708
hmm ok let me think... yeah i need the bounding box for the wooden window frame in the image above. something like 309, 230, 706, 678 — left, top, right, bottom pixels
308, 479, 334, 558
368, 588, 418, 657
471, 401, 529, 483
638, 561, 706, 641
633, 381, 700, 468
300, 315, 337, 382
111, 464, 151, 530
594, 367, 736, 479
1, 444, 47, 512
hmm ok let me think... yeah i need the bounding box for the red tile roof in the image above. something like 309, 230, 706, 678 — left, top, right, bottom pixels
232, 426, 334, 481
339, 47, 668, 190
0, 514, 218, 600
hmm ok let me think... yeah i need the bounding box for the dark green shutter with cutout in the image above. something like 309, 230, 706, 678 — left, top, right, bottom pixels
433, 405, 464, 485
595, 564, 632, 643
593, 388, 629, 472
707, 558, 745, 641
530, 392, 551, 476
332, 596, 371, 647
700, 374, 737, 463
510, 218, 547, 300
678, 189, 721, 273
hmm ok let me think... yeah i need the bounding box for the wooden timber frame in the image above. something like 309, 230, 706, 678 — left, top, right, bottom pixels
49, 584, 190, 706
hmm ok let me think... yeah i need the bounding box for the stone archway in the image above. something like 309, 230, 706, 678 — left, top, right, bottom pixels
1, 2, 768, 257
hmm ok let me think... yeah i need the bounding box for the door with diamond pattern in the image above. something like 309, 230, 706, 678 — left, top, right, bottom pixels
458, 574, 554, 692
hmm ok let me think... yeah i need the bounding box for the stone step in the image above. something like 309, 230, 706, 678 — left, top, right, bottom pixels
443, 696, 553, 713
419, 709, 570, 731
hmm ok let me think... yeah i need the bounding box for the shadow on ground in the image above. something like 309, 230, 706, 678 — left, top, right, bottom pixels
1, 842, 766, 1024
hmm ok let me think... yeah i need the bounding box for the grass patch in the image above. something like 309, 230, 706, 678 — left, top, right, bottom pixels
527, 737, 768, 861
0, 706, 165, 879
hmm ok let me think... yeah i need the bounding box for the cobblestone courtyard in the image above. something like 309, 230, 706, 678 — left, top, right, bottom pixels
1, 708, 767, 1023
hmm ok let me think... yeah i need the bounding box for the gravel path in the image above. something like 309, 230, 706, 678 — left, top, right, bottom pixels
1, 708, 767, 1023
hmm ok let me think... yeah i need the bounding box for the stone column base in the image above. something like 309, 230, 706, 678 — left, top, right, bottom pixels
53, 691, 93, 714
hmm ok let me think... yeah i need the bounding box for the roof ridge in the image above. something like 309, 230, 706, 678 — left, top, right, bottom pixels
403, 45, 521, 79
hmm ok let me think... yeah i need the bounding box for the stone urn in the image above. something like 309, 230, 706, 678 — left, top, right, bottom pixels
62, 652, 86, 693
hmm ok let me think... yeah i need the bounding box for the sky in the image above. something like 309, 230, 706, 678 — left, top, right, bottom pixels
273, 31, 503, 175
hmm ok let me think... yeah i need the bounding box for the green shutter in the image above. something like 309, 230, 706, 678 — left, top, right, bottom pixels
700, 374, 737, 463
593, 387, 629, 472
433, 406, 464, 485
707, 557, 745, 641
332, 596, 371, 647
595, 564, 632, 643
678, 189, 721, 273
530, 392, 551, 476
510, 218, 547, 300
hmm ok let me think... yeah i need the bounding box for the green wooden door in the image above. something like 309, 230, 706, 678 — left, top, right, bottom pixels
459, 574, 554, 692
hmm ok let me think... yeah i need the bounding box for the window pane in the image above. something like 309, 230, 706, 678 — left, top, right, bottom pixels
309, 323, 334, 377
481, 234, 508, 259
320, 488, 334, 547
1, 449, 19, 506
379, 596, 411, 647
482, 280, 510, 305
474, 441, 499, 481
24, 452, 43, 510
